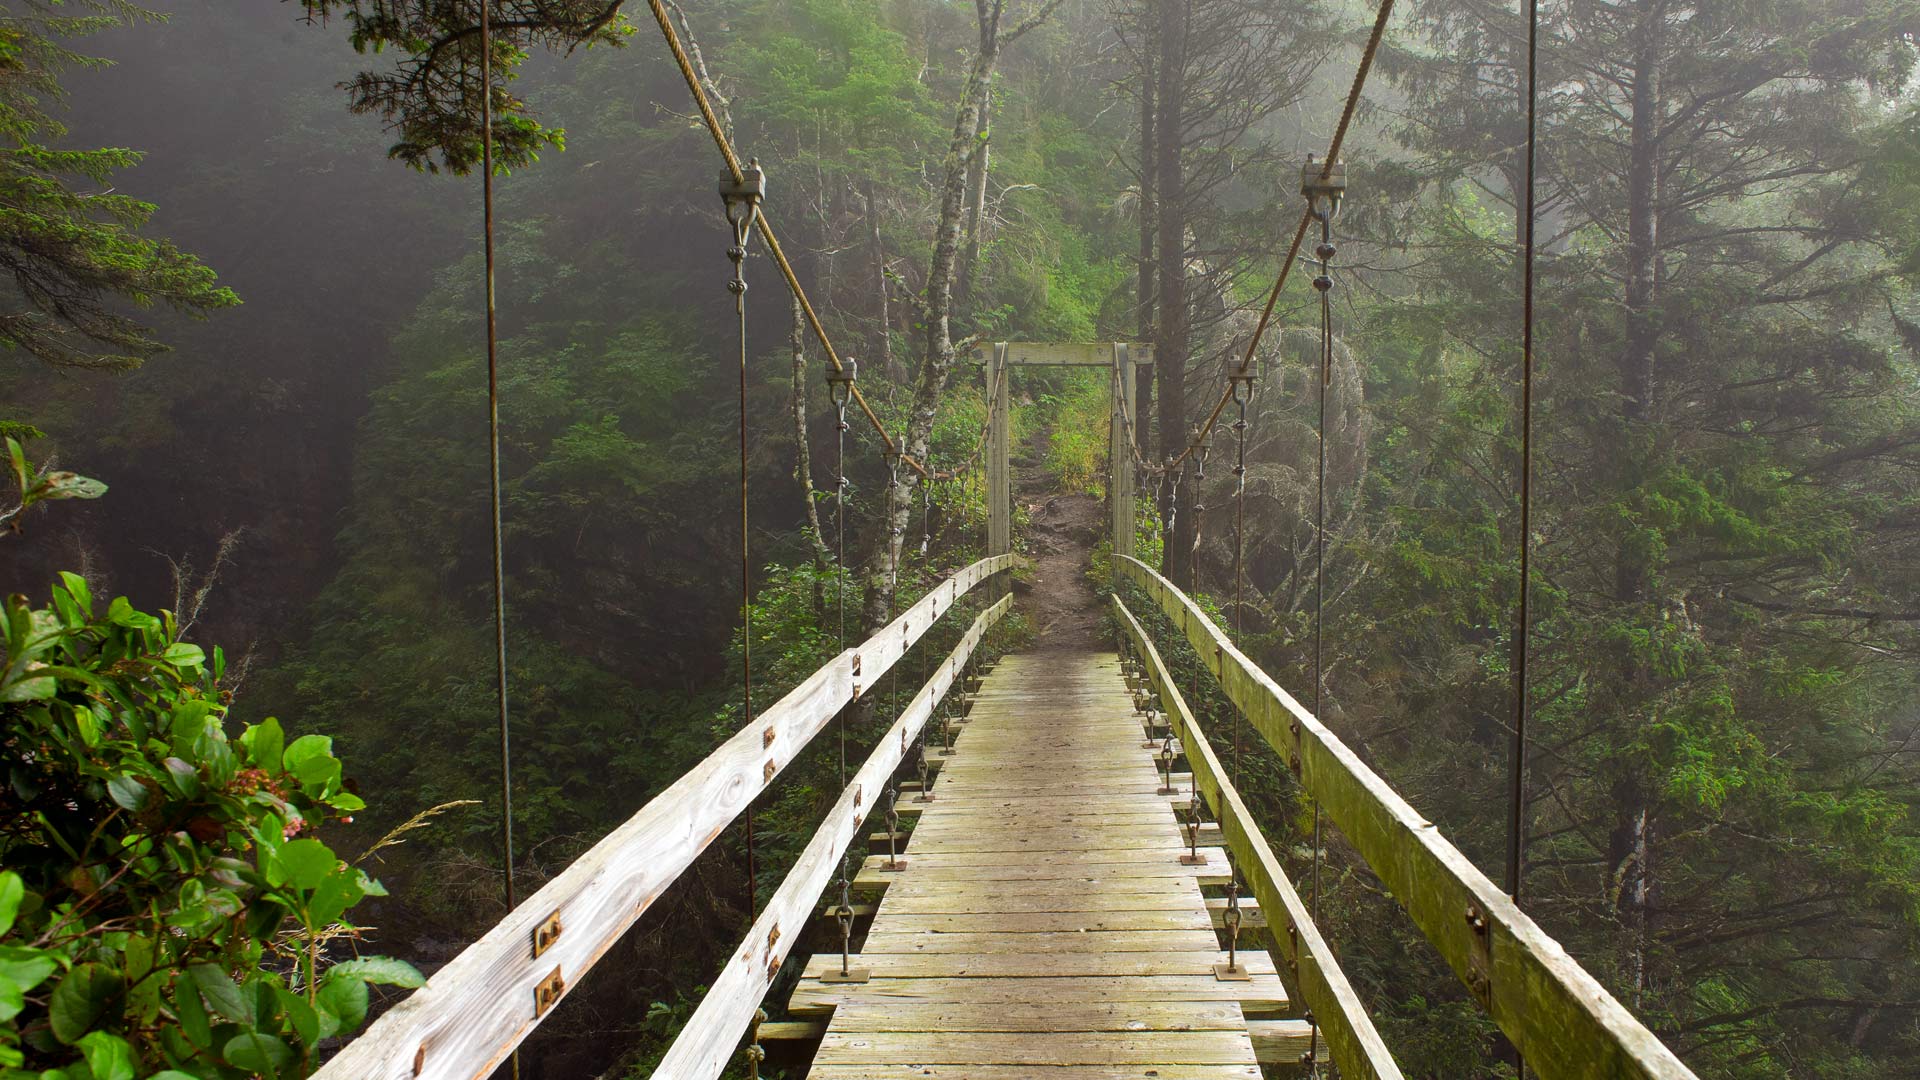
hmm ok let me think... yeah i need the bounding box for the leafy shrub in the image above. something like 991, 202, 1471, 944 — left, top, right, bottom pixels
0, 574, 419, 1078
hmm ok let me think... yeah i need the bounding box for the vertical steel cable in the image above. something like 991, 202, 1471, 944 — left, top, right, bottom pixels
1508, 0, 1541, 910
478, 0, 515, 921
476, 7, 519, 1077
720, 162, 764, 920
1303, 160, 1345, 1077
827, 359, 856, 974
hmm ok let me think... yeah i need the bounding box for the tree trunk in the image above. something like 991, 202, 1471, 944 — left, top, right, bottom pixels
860, 14, 1008, 638
791, 295, 830, 569
866, 179, 900, 383
1155, 0, 1194, 588
959, 88, 993, 305
1134, 15, 1157, 462
1609, 0, 1665, 999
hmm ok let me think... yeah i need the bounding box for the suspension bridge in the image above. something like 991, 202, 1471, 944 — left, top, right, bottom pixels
304, 0, 1702, 1074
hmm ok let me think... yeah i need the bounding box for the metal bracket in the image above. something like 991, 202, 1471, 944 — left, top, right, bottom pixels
820, 965, 870, 984
1464, 903, 1494, 1007
533, 966, 566, 1016
531, 911, 563, 959
1212, 962, 1253, 982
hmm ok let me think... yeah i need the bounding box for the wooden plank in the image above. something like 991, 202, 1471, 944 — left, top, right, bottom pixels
815, 1030, 1258, 1066
973, 341, 1157, 367
1113, 593, 1400, 1080
822, 999, 1245, 1030
314, 554, 1009, 1080
859, 929, 1221, 954
790, 974, 1288, 1015
1249, 1019, 1332, 1070
866, 910, 1220, 935
1116, 558, 1700, 1080
651, 595, 1015, 1079
809, 1067, 1257, 1080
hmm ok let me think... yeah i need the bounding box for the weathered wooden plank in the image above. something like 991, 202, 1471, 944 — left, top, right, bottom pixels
318, 556, 1016, 1080
1248, 1019, 1332, 1069
799, 951, 1276, 980
863, 910, 1216, 935
651, 594, 1015, 1079
859, 929, 1221, 954
1113, 593, 1401, 1080
815, 1030, 1258, 1066
820, 999, 1245, 1031
972, 341, 1156, 367
809, 1067, 1258, 1080
1117, 558, 1700, 1080
790, 974, 1287, 1014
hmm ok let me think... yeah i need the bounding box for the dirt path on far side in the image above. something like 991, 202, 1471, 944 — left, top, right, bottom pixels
1013, 427, 1105, 650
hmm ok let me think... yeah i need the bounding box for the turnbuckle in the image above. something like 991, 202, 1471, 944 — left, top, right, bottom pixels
1214, 878, 1251, 981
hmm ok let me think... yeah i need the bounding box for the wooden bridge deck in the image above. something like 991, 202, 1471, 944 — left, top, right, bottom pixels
791, 650, 1288, 1078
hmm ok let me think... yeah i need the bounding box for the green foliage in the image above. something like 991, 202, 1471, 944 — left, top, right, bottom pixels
294, 0, 637, 173
0, 575, 418, 1077
0, 2, 237, 372
2, 437, 105, 537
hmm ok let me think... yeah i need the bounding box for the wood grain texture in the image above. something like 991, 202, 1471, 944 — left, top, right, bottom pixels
314, 557, 1015, 1080
801, 652, 1268, 1078
1116, 557, 1700, 1080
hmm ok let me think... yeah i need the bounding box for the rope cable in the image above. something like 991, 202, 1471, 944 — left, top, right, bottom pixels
1162, 0, 1396, 476
647, 0, 927, 478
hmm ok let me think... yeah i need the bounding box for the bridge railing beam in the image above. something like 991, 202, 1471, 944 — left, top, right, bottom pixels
654, 592, 1015, 1078
316, 554, 1020, 1080
1115, 555, 1699, 1080
1112, 594, 1402, 1080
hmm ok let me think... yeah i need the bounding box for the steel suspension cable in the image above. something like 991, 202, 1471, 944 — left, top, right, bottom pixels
1163, 0, 1396, 476
478, 0, 515, 926
1508, 0, 1541, 910
647, 0, 926, 479
476, 9, 520, 1078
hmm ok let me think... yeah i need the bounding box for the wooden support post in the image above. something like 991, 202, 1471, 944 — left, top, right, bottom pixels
1111, 343, 1136, 558
987, 342, 1011, 572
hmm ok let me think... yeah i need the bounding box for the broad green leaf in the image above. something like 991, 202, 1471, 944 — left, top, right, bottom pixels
274, 839, 337, 893
105, 775, 149, 812
0, 978, 21, 1023
315, 974, 368, 1037
242, 717, 285, 773
160, 758, 201, 799
159, 642, 204, 667
37, 471, 107, 501
221, 1031, 293, 1075
0, 946, 57, 995
0, 674, 54, 702
306, 871, 364, 929
48, 963, 118, 1044
323, 956, 424, 989
185, 964, 248, 1022
0, 873, 21, 935
274, 987, 320, 1047
171, 977, 211, 1049
280, 734, 332, 775
75, 1031, 134, 1080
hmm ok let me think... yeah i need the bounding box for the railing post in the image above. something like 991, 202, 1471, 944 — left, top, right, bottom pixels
1111, 343, 1136, 558
987, 342, 1011, 594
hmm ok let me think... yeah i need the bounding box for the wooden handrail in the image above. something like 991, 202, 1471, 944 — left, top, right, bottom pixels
1111, 594, 1403, 1080
654, 592, 1014, 1077
1115, 556, 1699, 1080
317, 555, 1019, 1080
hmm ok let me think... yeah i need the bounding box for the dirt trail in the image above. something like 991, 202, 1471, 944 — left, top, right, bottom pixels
1013, 428, 1105, 650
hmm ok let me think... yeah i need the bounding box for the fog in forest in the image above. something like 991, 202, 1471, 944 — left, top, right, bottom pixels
2, 1, 1916, 1077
